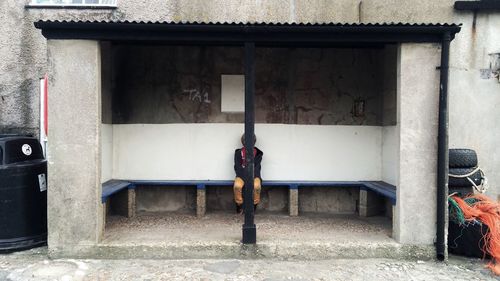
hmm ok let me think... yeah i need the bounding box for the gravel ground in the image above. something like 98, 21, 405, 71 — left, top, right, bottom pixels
0, 247, 498, 281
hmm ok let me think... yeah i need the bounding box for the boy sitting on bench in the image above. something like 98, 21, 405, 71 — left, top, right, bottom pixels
233, 134, 263, 214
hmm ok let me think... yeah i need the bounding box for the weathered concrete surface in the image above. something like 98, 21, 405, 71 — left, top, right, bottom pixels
67, 212, 434, 260
136, 186, 197, 213
394, 43, 440, 245
46, 40, 103, 252
206, 186, 289, 213
112, 46, 385, 125
449, 13, 500, 201
299, 187, 359, 214
1, 247, 497, 281
140, 185, 358, 215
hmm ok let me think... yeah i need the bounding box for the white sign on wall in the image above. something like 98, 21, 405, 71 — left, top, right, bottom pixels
221, 75, 245, 113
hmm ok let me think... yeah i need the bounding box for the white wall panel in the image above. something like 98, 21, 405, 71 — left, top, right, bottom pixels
382, 126, 398, 185
101, 124, 113, 183
112, 124, 383, 181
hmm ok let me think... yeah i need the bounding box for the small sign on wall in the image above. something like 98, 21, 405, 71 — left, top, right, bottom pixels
221, 75, 245, 113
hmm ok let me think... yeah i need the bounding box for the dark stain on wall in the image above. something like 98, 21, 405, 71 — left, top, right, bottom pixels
110, 45, 393, 125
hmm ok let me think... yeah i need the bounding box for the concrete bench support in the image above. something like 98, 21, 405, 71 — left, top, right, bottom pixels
359, 189, 384, 217
289, 187, 299, 216
108, 188, 136, 218
197, 185, 206, 217
101, 202, 107, 240
126, 189, 136, 218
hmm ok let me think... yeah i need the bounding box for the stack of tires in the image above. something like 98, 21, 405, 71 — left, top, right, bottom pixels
448, 148, 483, 196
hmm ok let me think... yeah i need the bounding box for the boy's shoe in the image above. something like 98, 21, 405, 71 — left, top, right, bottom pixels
236, 204, 243, 214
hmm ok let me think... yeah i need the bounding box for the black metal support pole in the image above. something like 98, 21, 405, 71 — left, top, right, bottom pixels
242, 41, 256, 244
436, 32, 451, 261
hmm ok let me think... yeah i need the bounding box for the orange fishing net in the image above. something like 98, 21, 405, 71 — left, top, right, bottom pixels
452, 194, 500, 275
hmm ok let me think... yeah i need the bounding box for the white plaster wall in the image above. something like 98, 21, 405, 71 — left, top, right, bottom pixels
382, 126, 398, 186
101, 124, 113, 183
112, 124, 382, 181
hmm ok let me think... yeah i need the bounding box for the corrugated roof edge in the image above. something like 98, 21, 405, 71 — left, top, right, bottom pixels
34, 20, 462, 27
33, 20, 461, 43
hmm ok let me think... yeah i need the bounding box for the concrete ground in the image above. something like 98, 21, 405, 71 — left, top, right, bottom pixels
104, 211, 393, 244
0, 247, 497, 281
92, 212, 427, 260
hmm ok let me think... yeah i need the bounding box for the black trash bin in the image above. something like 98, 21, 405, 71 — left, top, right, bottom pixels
0, 136, 47, 251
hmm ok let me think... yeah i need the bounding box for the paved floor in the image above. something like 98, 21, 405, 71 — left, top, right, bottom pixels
0, 247, 497, 281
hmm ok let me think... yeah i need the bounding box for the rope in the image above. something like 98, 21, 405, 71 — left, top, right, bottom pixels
449, 166, 481, 178
451, 194, 500, 275
449, 167, 488, 193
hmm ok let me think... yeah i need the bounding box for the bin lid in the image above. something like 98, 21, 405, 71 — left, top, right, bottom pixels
0, 137, 44, 165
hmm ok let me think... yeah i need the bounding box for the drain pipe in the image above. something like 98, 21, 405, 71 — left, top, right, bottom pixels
436, 31, 451, 261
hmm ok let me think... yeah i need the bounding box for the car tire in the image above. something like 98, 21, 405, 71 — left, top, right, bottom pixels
449, 167, 482, 187
449, 149, 478, 168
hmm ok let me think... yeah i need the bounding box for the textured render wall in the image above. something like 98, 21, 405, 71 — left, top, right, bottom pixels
394, 43, 440, 244
449, 12, 500, 200
112, 45, 384, 125
46, 40, 103, 252
0, 0, 456, 136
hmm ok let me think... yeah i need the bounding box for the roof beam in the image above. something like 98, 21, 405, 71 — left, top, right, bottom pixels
455, 0, 500, 11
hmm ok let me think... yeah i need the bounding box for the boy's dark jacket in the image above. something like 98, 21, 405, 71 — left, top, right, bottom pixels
234, 147, 263, 179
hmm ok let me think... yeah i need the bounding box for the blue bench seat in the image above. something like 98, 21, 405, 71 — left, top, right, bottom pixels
101, 180, 135, 203
360, 181, 396, 205
101, 179, 396, 216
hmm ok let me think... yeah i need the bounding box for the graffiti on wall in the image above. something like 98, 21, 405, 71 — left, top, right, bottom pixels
182, 88, 211, 104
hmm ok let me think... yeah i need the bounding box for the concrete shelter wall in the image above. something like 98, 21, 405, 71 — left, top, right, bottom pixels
112, 45, 385, 126
46, 40, 103, 252
394, 43, 440, 245
101, 124, 112, 183
112, 124, 382, 181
